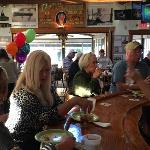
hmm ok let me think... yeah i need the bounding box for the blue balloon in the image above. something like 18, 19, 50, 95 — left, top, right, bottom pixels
20, 43, 30, 54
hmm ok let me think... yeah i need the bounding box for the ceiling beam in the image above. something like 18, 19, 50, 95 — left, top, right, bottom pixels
11, 27, 115, 34
0, 0, 141, 4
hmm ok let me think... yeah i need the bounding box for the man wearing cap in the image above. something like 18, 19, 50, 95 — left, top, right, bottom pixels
110, 41, 150, 93
142, 51, 150, 67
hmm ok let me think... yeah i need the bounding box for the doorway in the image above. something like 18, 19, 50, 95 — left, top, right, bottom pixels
11, 27, 115, 67
30, 33, 106, 67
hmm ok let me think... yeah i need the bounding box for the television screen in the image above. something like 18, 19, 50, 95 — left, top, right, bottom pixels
142, 2, 150, 23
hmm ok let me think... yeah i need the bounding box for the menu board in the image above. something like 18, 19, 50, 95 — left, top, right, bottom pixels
38, 3, 85, 28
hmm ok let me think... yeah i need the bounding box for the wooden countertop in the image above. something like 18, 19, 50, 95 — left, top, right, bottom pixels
50, 92, 150, 150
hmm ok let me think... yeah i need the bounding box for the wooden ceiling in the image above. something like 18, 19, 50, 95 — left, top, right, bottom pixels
0, 0, 141, 4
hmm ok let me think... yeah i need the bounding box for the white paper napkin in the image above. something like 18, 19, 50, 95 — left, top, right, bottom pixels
100, 102, 111, 107
93, 122, 111, 128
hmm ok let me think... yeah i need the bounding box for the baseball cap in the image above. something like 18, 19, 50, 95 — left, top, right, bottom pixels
125, 41, 142, 51
68, 49, 77, 54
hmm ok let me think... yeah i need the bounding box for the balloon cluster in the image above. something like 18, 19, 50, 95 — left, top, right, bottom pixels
6, 29, 36, 63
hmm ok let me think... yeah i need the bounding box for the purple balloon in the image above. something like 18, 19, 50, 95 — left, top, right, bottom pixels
16, 52, 27, 63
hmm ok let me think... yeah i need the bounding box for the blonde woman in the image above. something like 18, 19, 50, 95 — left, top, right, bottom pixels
72, 52, 102, 97
5, 50, 92, 150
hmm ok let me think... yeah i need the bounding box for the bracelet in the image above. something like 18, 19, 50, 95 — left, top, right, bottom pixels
40, 143, 56, 150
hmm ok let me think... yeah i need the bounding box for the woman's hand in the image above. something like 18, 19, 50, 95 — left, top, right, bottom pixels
75, 97, 93, 113
56, 136, 75, 150
92, 68, 102, 79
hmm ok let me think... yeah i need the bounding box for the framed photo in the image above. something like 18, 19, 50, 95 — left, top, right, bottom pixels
11, 4, 38, 28
87, 7, 113, 26
114, 9, 132, 20
0, 5, 11, 27
113, 54, 123, 62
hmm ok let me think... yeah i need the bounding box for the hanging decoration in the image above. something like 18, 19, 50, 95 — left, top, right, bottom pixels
6, 28, 36, 63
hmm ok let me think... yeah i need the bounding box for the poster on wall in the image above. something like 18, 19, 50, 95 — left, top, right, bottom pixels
11, 4, 38, 28
87, 7, 113, 26
0, 5, 11, 27
38, 3, 85, 28
113, 35, 128, 64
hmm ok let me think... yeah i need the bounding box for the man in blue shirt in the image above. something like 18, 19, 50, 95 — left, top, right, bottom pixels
110, 41, 150, 93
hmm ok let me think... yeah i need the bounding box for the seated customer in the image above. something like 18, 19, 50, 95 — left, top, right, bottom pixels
72, 52, 102, 97
110, 41, 150, 93
68, 52, 82, 89
0, 67, 9, 123
0, 67, 16, 149
5, 50, 92, 150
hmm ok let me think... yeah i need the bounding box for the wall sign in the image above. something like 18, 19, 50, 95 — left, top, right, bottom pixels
38, 2, 85, 28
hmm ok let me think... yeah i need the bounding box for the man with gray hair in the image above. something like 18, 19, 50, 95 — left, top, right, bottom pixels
142, 51, 150, 67
110, 41, 150, 93
63, 49, 77, 72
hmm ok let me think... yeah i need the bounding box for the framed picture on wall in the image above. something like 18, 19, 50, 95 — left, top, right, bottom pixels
87, 7, 113, 26
11, 4, 38, 28
113, 54, 123, 63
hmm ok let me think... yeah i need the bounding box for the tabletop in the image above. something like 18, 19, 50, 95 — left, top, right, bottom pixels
50, 91, 150, 150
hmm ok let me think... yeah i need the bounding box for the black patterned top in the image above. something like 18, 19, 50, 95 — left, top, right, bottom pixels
5, 88, 63, 142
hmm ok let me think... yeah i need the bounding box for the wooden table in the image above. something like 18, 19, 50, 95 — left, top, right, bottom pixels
51, 92, 150, 150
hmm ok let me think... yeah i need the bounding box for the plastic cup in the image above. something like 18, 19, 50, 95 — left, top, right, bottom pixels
83, 134, 101, 150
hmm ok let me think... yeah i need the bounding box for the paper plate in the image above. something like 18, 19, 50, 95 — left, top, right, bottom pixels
70, 112, 99, 122
35, 129, 73, 144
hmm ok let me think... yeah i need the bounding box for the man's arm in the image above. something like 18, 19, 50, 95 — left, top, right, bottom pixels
126, 70, 150, 100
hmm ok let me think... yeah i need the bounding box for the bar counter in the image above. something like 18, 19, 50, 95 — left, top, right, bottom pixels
50, 91, 150, 150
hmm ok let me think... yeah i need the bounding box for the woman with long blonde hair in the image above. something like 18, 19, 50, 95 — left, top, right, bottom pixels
6, 50, 92, 150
